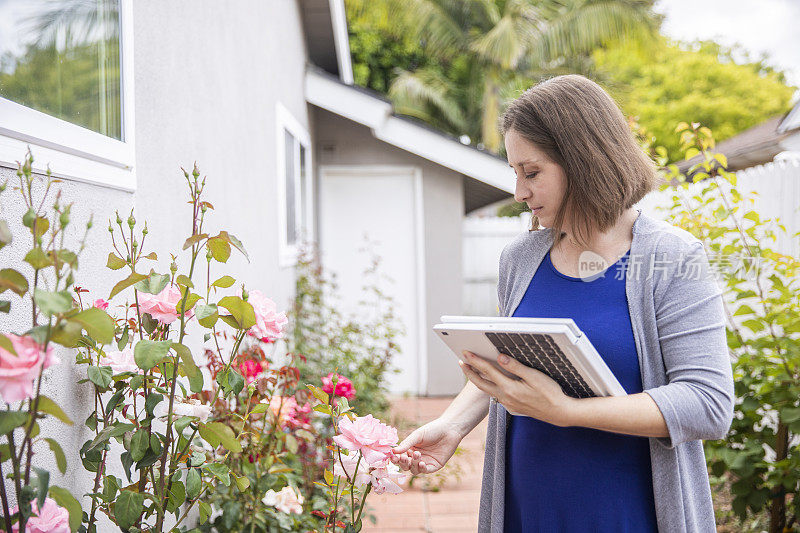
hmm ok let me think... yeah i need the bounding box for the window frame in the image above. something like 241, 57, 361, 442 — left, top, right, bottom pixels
275, 102, 314, 267
0, 0, 136, 191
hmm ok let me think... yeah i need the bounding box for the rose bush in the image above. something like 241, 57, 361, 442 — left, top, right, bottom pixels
2, 152, 406, 532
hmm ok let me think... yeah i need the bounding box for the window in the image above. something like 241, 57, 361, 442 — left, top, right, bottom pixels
0, 0, 135, 190
276, 102, 313, 266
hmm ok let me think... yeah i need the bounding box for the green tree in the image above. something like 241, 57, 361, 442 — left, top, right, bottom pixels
593, 38, 796, 162
347, 0, 660, 152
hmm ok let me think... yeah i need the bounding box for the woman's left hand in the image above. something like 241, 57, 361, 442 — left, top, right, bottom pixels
459, 350, 575, 426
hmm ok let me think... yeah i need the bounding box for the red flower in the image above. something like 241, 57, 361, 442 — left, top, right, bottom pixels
321, 373, 356, 400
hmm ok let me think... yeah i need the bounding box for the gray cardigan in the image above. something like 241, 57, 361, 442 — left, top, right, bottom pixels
478, 209, 735, 532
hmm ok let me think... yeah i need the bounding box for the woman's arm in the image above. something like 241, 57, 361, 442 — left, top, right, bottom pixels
459, 351, 669, 437
439, 380, 492, 438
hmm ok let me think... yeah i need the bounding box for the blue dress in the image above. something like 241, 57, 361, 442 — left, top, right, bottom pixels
504, 248, 658, 532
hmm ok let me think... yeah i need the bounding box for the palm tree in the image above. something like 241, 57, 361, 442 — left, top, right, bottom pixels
348, 0, 660, 152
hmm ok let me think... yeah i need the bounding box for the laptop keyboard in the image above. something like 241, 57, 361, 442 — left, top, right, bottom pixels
484, 332, 595, 398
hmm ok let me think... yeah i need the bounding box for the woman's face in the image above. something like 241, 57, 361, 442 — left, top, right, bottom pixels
504, 128, 567, 228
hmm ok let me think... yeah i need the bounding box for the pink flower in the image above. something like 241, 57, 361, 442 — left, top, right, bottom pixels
262, 486, 304, 514
333, 415, 399, 465
0, 334, 59, 403
11, 497, 70, 533
322, 373, 356, 400
369, 462, 409, 495
247, 290, 287, 341
333, 451, 371, 487
98, 346, 140, 374
93, 298, 109, 310
238, 360, 263, 383
137, 284, 194, 325
265, 395, 298, 429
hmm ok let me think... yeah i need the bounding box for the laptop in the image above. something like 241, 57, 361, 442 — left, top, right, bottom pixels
433, 315, 626, 398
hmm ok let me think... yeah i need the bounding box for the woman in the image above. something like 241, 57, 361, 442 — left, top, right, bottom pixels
390, 75, 734, 532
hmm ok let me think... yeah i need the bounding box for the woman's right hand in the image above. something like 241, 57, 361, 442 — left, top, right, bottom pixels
390, 418, 464, 475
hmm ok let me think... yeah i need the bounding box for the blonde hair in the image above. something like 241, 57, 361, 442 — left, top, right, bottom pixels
501, 74, 658, 247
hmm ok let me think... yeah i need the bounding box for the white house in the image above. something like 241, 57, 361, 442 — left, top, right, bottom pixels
0, 0, 516, 444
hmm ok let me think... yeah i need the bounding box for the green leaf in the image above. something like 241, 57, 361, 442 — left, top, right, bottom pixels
24, 248, 53, 269
0, 334, 15, 354
34, 466, 49, 509
45, 438, 67, 474
173, 343, 203, 393
195, 303, 219, 328
176, 274, 194, 288
36, 395, 73, 425
88, 366, 113, 389
109, 271, 147, 299
198, 422, 242, 453
114, 490, 145, 530
174, 415, 193, 436
167, 480, 186, 514
218, 296, 256, 330
0, 268, 29, 296
235, 474, 250, 492
69, 307, 115, 344
106, 252, 127, 270
50, 320, 83, 347
130, 430, 149, 462
313, 404, 332, 415
133, 272, 170, 295
134, 340, 172, 371
186, 468, 201, 500
307, 384, 330, 405
0, 300, 9, 313
177, 287, 202, 311
145, 393, 163, 417
48, 486, 82, 532
183, 233, 208, 250
0, 410, 28, 435
216, 368, 244, 398
198, 500, 212, 523
207, 236, 231, 263
204, 463, 231, 486
218, 314, 240, 329
780, 407, 800, 424
249, 403, 268, 415
216, 231, 249, 262
212, 275, 235, 288
34, 288, 73, 315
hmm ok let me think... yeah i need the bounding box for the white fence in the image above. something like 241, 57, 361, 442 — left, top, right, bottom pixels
463, 159, 800, 316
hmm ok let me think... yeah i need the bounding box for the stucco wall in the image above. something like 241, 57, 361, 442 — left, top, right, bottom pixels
313, 108, 466, 396
0, 0, 310, 520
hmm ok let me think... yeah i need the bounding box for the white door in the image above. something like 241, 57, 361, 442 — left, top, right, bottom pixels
319, 165, 426, 395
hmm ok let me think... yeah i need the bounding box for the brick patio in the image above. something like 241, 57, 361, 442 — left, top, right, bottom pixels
364, 396, 488, 533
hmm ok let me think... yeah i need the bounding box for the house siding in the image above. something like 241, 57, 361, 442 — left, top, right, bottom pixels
0, 0, 311, 520
313, 108, 466, 396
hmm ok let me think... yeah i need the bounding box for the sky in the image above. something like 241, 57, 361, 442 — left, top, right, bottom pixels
656, 0, 800, 91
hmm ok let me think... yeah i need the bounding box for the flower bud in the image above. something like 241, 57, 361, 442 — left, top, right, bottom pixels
142, 223, 148, 236
59, 211, 70, 227
127, 211, 136, 229
108, 223, 114, 233
22, 207, 35, 228
206, 248, 213, 262
170, 261, 178, 274
116, 211, 122, 225
241, 287, 249, 301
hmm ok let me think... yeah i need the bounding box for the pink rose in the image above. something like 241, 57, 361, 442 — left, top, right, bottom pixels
265, 395, 298, 429
247, 290, 287, 341
0, 334, 59, 403
98, 346, 140, 374
262, 486, 304, 514
333, 415, 399, 465
321, 372, 356, 400
369, 462, 409, 495
238, 360, 263, 383
333, 451, 371, 487
137, 284, 194, 324
93, 298, 109, 310
11, 497, 70, 533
